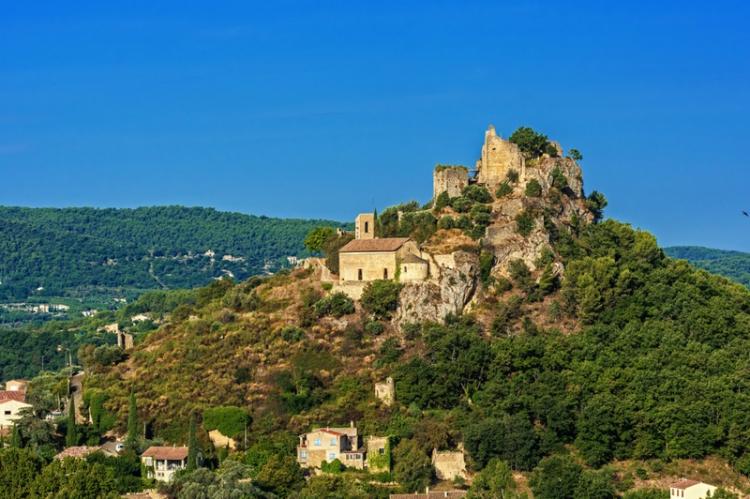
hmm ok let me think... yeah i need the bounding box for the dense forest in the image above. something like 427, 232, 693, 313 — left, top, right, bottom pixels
665, 246, 750, 288
0, 206, 347, 301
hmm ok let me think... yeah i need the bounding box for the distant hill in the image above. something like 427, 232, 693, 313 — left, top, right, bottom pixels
0, 206, 346, 303
665, 246, 750, 287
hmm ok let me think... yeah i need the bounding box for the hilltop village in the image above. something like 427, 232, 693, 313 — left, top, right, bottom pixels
2, 125, 747, 499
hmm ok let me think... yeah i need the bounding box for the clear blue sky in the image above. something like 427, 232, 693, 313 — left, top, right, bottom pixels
1, 1, 749, 250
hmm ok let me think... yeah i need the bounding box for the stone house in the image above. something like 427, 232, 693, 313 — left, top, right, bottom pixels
366, 436, 391, 473
338, 213, 429, 283
669, 480, 716, 499
374, 377, 395, 406
141, 446, 189, 482
0, 390, 32, 430
433, 165, 469, 199
297, 424, 365, 469
431, 446, 467, 481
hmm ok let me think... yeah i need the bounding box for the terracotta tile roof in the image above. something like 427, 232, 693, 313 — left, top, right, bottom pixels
672, 479, 700, 489
141, 446, 189, 460
0, 391, 26, 403
339, 237, 410, 253
55, 446, 98, 459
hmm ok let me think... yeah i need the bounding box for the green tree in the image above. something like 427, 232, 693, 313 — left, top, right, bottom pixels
550, 167, 569, 191
304, 226, 337, 253
467, 458, 521, 498
496, 182, 513, 197
393, 439, 433, 493
0, 448, 44, 497
509, 127, 556, 157
434, 191, 451, 211
255, 454, 304, 496
574, 470, 616, 499
515, 211, 535, 237
65, 396, 78, 447
568, 148, 583, 161
361, 280, 403, 319
125, 389, 139, 451
187, 411, 199, 470
586, 191, 608, 222
529, 455, 582, 499
31, 458, 119, 499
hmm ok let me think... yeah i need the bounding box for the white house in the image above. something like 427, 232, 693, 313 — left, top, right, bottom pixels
141, 446, 189, 482
670, 479, 717, 499
0, 391, 32, 429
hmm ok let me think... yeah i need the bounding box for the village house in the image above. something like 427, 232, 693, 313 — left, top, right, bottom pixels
141, 446, 189, 482
0, 390, 32, 430
297, 423, 365, 469
4, 379, 28, 393
669, 479, 717, 499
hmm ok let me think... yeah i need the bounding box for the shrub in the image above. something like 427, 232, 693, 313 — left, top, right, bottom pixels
434, 192, 450, 211
314, 292, 355, 318
472, 212, 492, 227
525, 179, 542, 197
280, 326, 306, 342
496, 182, 512, 197
320, 459, 345, 474
550, 166, 569, 190
321, 282, 333, 291
456, 215, 472, 229
463, 185, 492, 203
365, 321, 385, 336
451, 196, 472, 213
479, 251, 495, 285
203, 406, 251, 439
515, 211, 535, 236
506, 169, 519, 183
437, 216, 455, 230
361, 280, 403, 319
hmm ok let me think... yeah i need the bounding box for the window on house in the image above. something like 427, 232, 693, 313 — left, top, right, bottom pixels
328, 452, 336, 461
358, 269, 363, 281
300, 450, 307, 458
3, 410, 10, 415
364, 221, 369, 233
403, 266, 407, 273
314, 438, 321, 446
383, 268, 388, 279
330, 438, 337, 446
379, 448, 384, 454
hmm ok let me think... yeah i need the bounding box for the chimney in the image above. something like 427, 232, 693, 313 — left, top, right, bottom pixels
349, 420, 354, 428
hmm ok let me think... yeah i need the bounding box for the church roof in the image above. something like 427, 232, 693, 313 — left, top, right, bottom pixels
401, 253, 427, 264
339, 238, 410, 253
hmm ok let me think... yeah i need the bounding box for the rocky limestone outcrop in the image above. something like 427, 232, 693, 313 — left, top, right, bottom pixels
525, 155, 584, 198
395, 250, 478, 326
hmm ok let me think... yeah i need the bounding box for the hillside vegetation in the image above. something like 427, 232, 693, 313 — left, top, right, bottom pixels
665, 246, 750, 288
0, 206, 346, 303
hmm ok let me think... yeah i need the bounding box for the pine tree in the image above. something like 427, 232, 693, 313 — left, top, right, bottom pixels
187, 411, 198, 470
65, 396, 77, 447
10, 423, 21, 448
125, 389, 139, 450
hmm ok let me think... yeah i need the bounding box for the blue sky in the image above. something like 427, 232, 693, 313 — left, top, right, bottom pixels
1, 1, 749, 250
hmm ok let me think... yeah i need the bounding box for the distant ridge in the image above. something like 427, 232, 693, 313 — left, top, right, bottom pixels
665, 246, 750, 287
0, 205, 346, 301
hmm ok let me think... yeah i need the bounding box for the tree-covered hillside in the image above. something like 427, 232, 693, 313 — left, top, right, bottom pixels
665, 246, 750, 288
0, 206, 347, 301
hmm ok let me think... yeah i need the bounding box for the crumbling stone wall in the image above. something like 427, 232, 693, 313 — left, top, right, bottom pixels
476, 125, 525, 187
433, 166, 469, 199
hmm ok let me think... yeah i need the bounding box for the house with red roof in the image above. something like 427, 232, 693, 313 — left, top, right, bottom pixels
141, 446, 189, 482
0, 390, 32, 430
297, 422, 365, 469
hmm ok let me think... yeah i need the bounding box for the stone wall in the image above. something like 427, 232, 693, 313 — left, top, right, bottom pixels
339, 251, 398, 282
433, 166, 469, 199
432, 448, 467, 481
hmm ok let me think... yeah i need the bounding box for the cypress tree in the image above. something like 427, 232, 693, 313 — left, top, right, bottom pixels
125, 389, 139, 450
187, 411, 198, 470
10, 423, 21, 448
65, 396, 77, 447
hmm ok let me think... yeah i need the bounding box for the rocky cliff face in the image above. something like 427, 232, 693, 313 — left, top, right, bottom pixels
395, 250, 479, 326
395, 126, 595, 324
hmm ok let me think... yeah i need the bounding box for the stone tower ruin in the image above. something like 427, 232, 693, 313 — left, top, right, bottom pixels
476, 124, 525, 187
433, 165, 469, 200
